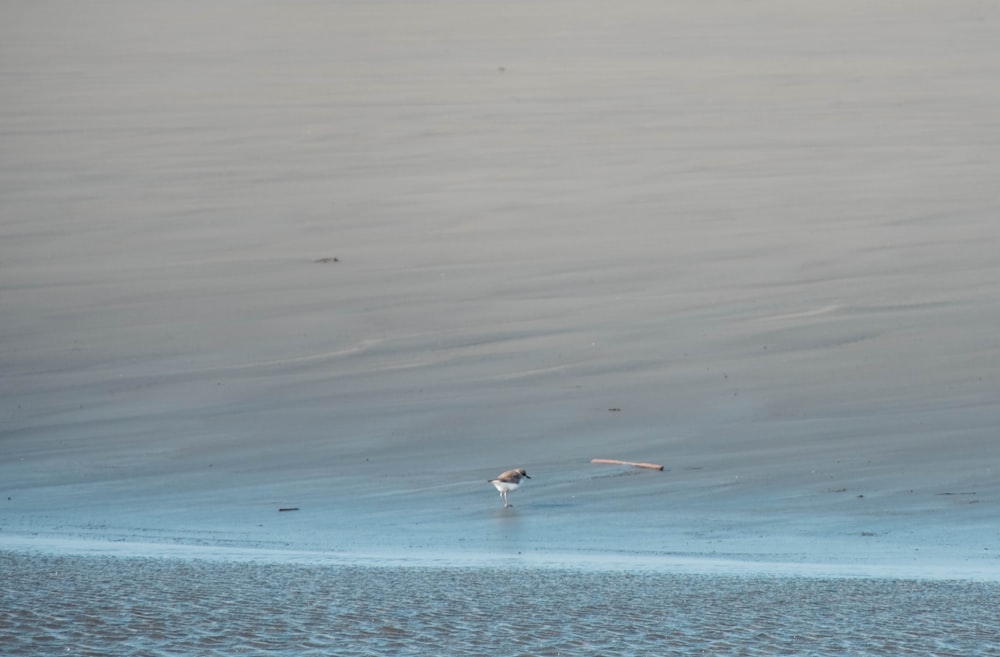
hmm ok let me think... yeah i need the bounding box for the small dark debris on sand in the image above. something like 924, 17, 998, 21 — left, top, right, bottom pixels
278, 507, 300, 512
315, 257, 339, 263
937, 492, 980, 504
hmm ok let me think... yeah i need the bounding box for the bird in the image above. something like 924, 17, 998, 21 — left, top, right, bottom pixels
488, 468, 530, 507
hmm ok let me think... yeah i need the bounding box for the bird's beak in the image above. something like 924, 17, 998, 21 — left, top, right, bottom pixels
524, 474, 531, 478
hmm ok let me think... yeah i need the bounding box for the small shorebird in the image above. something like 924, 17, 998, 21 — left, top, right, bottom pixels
488, 468, 530, 507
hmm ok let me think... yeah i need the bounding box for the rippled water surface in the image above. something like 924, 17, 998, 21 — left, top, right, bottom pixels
3, 551, 999, 656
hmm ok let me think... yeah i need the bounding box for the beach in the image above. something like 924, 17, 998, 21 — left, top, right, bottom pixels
2, 1, 1000, 651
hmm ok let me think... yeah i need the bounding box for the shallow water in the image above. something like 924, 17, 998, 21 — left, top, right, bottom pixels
3, 551, 998, 657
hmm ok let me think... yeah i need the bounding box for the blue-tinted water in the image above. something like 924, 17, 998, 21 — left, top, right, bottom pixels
3, 551, 998, 656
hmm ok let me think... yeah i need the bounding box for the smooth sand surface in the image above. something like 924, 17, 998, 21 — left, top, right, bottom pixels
3, 1, 999, 577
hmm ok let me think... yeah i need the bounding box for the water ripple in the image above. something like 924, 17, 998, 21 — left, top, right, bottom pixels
2, 552, 998, 656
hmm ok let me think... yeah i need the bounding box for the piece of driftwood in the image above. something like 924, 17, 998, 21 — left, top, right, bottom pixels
591, 458, 664, 471
278, 507, 300, 512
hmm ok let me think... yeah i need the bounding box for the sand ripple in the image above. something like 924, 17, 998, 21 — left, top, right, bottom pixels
2, 552, 998, 656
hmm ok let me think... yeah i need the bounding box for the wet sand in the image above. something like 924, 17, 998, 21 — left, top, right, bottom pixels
2, 1, 1000, 579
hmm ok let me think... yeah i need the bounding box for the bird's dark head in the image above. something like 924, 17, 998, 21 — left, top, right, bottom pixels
518, 468, 530, 479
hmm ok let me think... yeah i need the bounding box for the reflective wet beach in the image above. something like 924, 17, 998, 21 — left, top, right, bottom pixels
4, 1, 1000, 655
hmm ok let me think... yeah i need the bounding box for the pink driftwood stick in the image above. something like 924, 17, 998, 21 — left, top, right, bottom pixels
591, 458, 664, 471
